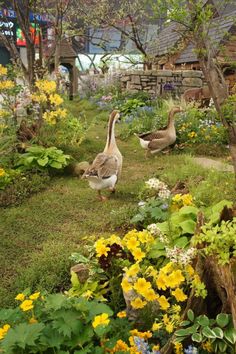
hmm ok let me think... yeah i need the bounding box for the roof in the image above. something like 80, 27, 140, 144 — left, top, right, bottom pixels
59, 39, 77, 58
147, 22, 183, 57
175, 11, 236, 63
147, 8, 236, 64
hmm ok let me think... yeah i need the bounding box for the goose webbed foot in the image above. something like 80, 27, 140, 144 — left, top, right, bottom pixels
98, 190, 108, 202
145, 150, 151, 159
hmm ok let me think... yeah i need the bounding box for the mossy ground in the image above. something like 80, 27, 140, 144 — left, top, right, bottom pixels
0, 98, 235, 307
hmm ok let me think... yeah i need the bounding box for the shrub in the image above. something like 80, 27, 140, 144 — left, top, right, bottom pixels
16, 145, 70, 171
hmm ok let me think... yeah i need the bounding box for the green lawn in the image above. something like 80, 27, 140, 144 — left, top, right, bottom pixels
0, 99, 235, 307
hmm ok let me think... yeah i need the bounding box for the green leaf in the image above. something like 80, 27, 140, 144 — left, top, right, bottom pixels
218, 341, 228, 353
191, 333, 202, 342
179, 206, 199, 215
94, 324, 110, 337
179, 219, 196, 234
37, 157, 49, 167
180, 320, 191, 327
212, 327, 224, 339
174, 236, 189, 248
202, 326, 217, 338
197, 315, 210, 327
216, 313, 229, 328
224, 327, 236, 344
87, 302, 113, 319
45, 294, 67, 310
50, 161, 63, 169
2, 323, 44, 351
187, 309, 195, 322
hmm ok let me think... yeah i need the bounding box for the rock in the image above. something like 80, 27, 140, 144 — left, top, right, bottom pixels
70, 264, 89, 283
182, 77, 203, 87
182, 70, 203, 78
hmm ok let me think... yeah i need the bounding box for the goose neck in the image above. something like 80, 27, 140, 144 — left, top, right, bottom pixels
105, 115, 117, 151
167, 110, 176, 128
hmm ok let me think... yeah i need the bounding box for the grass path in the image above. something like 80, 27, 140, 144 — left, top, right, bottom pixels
0, 99, 235, 307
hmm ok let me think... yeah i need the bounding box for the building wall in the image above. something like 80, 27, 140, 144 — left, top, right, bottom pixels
119, 70, 204, 96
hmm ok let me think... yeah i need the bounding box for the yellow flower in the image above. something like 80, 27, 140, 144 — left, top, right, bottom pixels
35, 80, 56, 93
131, 247, 145, 262
20, 299, 34, 312
166, 270, 185, 288
156, 272, 167, 290
157, 295, 170, 310
186, 264, 195, 276
125, 263, 140, 277
49, 93, 63, 106
108, 234, 122, 246
152, 322, 162, 331
29, 317, 38, 324
160, 262, 174, 274
121, 277, 133, 293
55, 108, 67, 118
117, 311, 126, 318
153, 345, 160, 351
162, 314, 170, 324
202, 340, 213, 352
172, 194, 182, 203
171, 288, 187, 302
31, 93, 47, 103
0, 64, 7, 76
174, 342, 183, 354
92, 313, 110, 328
126, 236, 140, 250
188, 131, 197, 138
0, 80, 14, 90
112, 339, 129, 352
143, 288, 158, 301
15, 293, 25, 301
146, 266, 158, 278
82, 290, 93, 299
130, 297, 147, 309
95, 239, 110, 257
165, 322, 174, 333
0, 324, 10, 340
171, 304, 181, 313
182, 194, 193, 206
133, 278, 151, 296
29, 292, 40, 300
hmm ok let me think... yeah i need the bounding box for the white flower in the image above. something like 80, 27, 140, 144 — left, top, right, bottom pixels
158, 188, 171, 199
138, 201, 146, 207
147, 223, 162, 236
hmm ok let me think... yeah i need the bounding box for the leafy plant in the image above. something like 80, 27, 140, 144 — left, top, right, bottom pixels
0, 292, 132, 354
131, 198, 169, 228
175, 310, 236, 353
193, 219, 236, 265
120, 98, 146, 116
16, 145, 70, 171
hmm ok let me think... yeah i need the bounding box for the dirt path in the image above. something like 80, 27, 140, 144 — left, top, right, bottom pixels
193, 157, 234, 172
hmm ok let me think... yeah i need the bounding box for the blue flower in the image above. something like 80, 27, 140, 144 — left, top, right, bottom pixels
184, 345, 198, 354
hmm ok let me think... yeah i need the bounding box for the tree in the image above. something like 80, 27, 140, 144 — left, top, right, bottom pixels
74, 0, 165, 69
154, 0, 236, 175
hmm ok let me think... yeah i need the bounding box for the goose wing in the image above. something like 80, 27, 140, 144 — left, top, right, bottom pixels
138, 130, 167, 141
84, 153, 118, 178
148, 137, 169, 151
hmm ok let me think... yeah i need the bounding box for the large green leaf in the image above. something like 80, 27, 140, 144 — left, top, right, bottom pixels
202, 326, 217, 339
50, 161, 63, 169
224, 327, 236, 344
179, 206, 199, 216
179, 220, 196, 234
2, 323, 44, 351
38, 157, 49, 167
174, 236, 189, 248
212, 327, 224, 339
197, 315, 210, 327
87, 302, 113, 319
216, 313, 230, 328
191, 333, 202, 342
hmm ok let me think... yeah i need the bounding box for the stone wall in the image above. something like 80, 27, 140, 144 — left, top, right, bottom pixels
119, 70, 204, 96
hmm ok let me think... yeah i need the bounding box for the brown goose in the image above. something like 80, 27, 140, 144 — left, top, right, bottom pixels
83, 110, 123, 201
136, 106, 183, 155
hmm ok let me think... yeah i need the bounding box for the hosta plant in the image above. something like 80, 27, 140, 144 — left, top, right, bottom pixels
16, 145, 70, 171
175, 310, 236, 354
